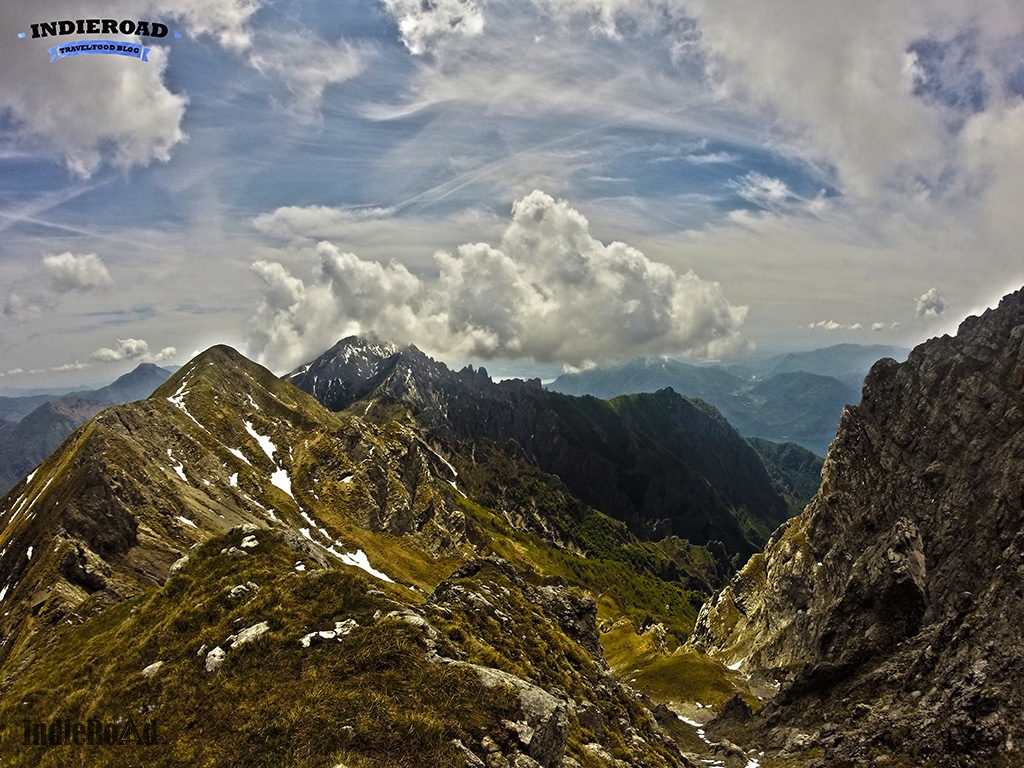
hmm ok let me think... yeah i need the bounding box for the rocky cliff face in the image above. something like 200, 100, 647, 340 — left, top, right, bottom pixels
689, 288, 1024, 766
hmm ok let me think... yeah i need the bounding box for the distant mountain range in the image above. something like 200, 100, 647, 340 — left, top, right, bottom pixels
548, 344, 908, 455
0, 363, 173, 494
758, 343, 910, 387
286, 337, 796, 559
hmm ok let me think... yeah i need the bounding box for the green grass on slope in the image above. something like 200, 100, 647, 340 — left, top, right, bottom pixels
0, 529, 518, 768
460, 498, 705, 644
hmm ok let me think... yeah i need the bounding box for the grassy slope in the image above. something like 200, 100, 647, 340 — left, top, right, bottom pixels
1, 529, 518, 768
0, 350, 754, 764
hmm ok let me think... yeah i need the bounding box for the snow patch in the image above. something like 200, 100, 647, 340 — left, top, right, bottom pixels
243, 421, 277, 462
167, 379, 210, 433
228, 448, 251, 465
176, 516, 198, 529
333, 548, 393, 583
728, 659, 744, 671
229, 472, 238, 487
25, 470, 36, 484
15, 476, 53, 521
428, 446, 458, 478
0, 585, 9, 602
270, 468, 294, 499
26, 547, 33, 560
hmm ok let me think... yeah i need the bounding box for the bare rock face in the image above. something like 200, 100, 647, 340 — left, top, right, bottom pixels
689, 288, 1024, 766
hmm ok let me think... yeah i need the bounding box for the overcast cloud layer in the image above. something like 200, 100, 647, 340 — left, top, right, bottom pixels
1, 0, 1022, 386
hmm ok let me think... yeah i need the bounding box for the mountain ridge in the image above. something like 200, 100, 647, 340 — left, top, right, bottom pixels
0, 341, 749, 766
286, 338, 793, 558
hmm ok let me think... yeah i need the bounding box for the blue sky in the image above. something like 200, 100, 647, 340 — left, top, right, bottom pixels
2, 0, 1023, 387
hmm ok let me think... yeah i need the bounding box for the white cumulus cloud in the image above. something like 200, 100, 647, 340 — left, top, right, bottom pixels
915, 287, 948, 318
247, 189, 749, 370
90, 338, 175, 363
42, 252, 113, 292
808, 320, 863, 331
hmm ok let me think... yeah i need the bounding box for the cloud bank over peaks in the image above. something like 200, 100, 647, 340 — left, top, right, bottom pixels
247, 190, 749, 371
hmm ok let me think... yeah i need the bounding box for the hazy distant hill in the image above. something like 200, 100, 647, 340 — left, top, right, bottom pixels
0, 393, 58, 423
546, 357, 743, 403
547, 348, 886, 455
0, 363, 172, 494
724, 371, 861, 454
766, 343, 908, 387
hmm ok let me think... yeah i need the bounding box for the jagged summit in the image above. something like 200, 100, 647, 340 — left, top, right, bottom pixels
287, 336, 792, 557
283, 336, 444, 412
689, 287, 1024, 765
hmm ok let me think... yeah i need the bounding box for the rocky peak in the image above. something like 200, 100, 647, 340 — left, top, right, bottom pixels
688, 287, 1024, 765
287, 339, 791, 557
283, 336, 411, 411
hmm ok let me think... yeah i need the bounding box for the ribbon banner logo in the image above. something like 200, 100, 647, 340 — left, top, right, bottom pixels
49, 41, 151, 62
